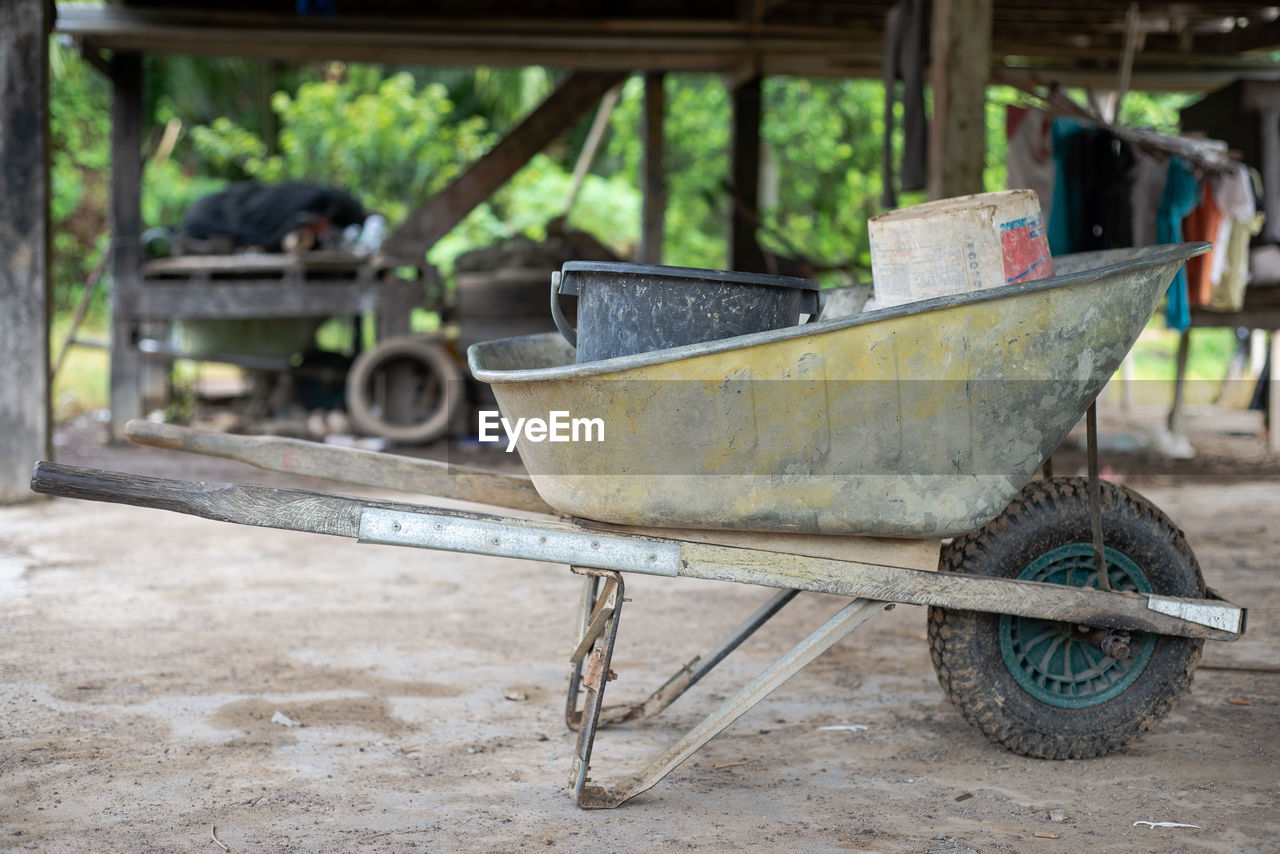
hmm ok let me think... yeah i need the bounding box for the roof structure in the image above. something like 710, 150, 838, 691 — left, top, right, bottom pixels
56, 1, 1280, 90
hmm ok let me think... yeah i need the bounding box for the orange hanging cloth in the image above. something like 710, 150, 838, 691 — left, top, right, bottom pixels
1181, 181, 1225, 306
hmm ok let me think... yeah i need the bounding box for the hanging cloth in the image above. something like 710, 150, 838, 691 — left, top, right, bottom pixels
881, 0, 929, 208
1156, 158, 1200, 331
1182, 181, 1225, 306
1006, 106, 1055, 218
1047, 119, 1087, 255
1129, 150, 1167, 247
1047, 120, 1133, 253
1207, 166, 1265, 313
1209, 165, 1258, 286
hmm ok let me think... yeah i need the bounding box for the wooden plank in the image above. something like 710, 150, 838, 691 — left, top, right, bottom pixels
0, 0, 51, 504
1195, 17, 1280, 56
382, 70, 627, 259
728, 74, 766, 273
132, 279, 421, 324
928, 0, 993, 200
28, 461, 1242, 641
124, 419, 554, 514
1190, 288, 1280, 330
142, 251, 371, 277
109, 52, 146, 440
639, 71, 667, 265
674, 539, 1240, 641
1271, 330, 1280, 456
577, 520, 941, 573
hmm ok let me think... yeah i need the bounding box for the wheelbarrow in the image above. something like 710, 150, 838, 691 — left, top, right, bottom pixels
29, 243, 1245, 809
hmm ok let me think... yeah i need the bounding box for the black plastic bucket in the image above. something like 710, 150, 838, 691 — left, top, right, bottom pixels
551, 261, 820, 363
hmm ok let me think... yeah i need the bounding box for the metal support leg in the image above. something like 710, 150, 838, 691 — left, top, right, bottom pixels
567, 586, 801, 731
566, 567, 625, 805
564, 572, 600, 729
1085, 401, 1111, 592
575, 597, 886, 809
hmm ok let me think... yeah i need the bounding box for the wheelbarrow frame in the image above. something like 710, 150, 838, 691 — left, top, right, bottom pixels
28, 419, 1246, 808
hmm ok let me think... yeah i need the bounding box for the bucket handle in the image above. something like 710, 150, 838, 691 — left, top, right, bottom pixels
550, 271, 577, 348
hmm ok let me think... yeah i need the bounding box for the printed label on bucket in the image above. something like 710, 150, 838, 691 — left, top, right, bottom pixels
1000, 213, 1053, 284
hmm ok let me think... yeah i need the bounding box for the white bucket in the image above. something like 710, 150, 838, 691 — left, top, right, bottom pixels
868, 189, 1053, 308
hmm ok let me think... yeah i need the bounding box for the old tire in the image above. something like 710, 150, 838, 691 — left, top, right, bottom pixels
927, 476, 1204, 759
345, 337, 463, 444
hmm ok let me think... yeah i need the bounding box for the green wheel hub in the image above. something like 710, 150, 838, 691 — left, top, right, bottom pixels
998, 544, 1156, 709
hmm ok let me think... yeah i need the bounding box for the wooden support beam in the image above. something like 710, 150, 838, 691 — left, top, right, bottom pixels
928, 0, 993, 200
728, 74, 767, 273
109, 52, 146, 441
639, 71, 667, 265
1261, 108, 1280, 244
382, 70, 627, 260
131, 280, 421, 322
0, 0, 52, 504
1195, 18, 1280, 57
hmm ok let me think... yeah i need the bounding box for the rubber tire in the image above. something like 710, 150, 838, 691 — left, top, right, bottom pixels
927, 476, 1204, 759
345, 337, 464, 444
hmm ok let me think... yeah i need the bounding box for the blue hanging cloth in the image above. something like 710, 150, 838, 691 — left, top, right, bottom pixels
1156, 158, 1200, 331
1047, 118, 1086, 256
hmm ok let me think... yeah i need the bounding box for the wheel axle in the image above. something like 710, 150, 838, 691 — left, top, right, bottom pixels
1069, 624, 1133, 661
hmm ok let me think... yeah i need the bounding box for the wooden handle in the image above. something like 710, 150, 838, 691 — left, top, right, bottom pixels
31, 461, 364, 537
123, 419, 554, 515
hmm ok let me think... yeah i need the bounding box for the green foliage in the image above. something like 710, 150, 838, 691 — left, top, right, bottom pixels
182, 73, 494, 224
762, 76, 888, 277
49, 39, 111, 316
1118, 91, 1197, 132
601, 75, 731, 269
141, 159, 225, 232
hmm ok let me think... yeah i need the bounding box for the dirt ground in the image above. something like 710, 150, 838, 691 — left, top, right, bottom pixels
2, 418, 1277, 853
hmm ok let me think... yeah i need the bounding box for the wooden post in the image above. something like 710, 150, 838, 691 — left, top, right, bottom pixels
729, 74, 766, 273
109, 53, 145, 440
928, 0, 993, 200
1260, 109, 1280, 243
382, 71, 626, 260
1168, 330, 1191, 435
0, 0, 52, 503
639, 72, 667, 265
1270, 330, 1280, 455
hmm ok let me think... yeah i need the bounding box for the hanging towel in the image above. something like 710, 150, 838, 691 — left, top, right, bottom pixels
1156, 158, 1200, 331
1182, 181, 1225, 306
1209, 165, 1258, 286
1048, 118, 1087, 255
1047, 120, 1133, 254
1206, 213, 1265, 312
1129, 150, 1167, 247
1006, 107, 1055, 219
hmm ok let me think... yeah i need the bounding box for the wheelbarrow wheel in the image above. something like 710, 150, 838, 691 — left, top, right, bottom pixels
927, 476, 1204, 760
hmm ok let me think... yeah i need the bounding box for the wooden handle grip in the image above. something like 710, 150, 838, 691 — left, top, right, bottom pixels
30, 461, 363, 537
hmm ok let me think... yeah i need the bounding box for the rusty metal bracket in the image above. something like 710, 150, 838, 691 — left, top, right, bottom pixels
565, 566, 626, 806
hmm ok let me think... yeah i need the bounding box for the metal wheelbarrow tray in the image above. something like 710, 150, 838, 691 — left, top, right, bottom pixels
29, 243, 1246, 809
469, 244, 1205, 538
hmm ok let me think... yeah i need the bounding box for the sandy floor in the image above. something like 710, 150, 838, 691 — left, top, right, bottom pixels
1, 426, 1277, 853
